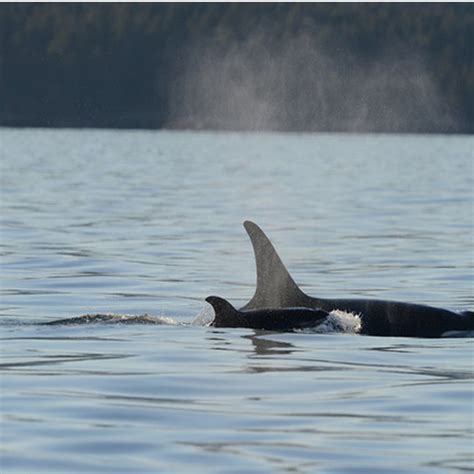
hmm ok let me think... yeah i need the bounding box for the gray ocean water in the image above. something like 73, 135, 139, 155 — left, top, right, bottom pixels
1, 128, 473, 473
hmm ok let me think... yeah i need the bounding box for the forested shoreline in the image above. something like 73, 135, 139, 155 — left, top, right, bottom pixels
1, 3, 472, 133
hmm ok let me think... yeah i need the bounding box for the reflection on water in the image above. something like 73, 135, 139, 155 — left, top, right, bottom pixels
243, 332, 297, 356
1, 323, 473, 473
1, 129, 473, 473
3, 325, 473, 473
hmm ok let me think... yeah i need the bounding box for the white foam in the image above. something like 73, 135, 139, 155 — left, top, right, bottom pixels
298, 310, 362, 334
154, 315, 180, 325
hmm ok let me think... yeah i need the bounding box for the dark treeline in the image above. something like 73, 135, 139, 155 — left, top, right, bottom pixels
1, 3, 473, 133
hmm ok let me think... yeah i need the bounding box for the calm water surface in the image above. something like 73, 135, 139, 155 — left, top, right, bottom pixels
1, 129, 473, 472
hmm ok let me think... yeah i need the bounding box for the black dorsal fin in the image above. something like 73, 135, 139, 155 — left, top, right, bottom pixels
241, 221, 308, 310
206, 296, 239, 327
206, 296, 237, 314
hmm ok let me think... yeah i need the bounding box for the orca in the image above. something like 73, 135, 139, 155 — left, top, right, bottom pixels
208, 221, 473, 338
207, 296, 330, 331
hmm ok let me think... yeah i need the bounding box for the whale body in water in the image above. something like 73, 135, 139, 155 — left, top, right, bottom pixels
208, 221, 473, 338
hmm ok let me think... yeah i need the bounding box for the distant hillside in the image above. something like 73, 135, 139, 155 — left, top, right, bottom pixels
1, 3, 472, 133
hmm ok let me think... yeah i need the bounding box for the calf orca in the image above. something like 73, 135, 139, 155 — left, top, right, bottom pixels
208, 221, 473, 338
207, 296, 329, 331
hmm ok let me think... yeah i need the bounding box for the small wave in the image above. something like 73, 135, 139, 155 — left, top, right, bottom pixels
41, 313, 179, 326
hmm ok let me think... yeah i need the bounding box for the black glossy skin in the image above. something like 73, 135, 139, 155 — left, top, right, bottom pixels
239, 221, 473, 338
287, 294, 472, 337
207, 296, 329, 331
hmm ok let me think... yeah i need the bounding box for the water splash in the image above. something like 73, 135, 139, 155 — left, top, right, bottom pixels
191, 304, 215, 326
298, 310, 362, 335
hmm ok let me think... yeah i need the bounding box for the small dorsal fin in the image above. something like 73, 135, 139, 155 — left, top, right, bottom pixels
241, 221, 307, 310
206, 296, 237, 314
206, 296, 239, 327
